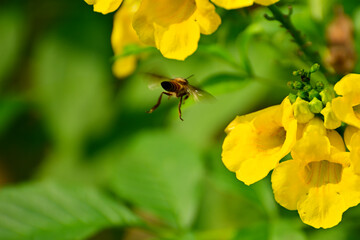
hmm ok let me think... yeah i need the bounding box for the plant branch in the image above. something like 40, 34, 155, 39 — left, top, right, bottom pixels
266, 5, 331, 79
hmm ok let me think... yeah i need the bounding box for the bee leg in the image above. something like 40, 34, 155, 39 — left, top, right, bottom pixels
147, 92, 171, 114
183, 94, 189, 103
178, 96, 184, 121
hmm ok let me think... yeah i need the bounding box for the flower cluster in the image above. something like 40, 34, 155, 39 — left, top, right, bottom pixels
84, 0, 279, 77
222, 72, 360, 229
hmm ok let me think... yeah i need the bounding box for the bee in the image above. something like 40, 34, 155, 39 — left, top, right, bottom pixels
146, 74, 214, 121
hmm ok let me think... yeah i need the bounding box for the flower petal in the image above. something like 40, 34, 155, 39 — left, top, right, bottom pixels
112, 56, 137, 78
327, 130, 346, 152
321, 102, 342, 130
223, 104, 297, 185
254, 0, 279, 6
350, 147, 360, 175
133, 0, 196, 28
334, 74, 360, 96
111, 2, 141, 77
298, 168, 360, 229
272, 160, 308, 210
222, 123, 256, 172
301, 117, 327, 138
332, 74, 360, 128
332, 96, 360, 129
292, 133, 331, 164
235, 118, 296, 185
225, 106, 278, 134
344, 125, 359, 151
154, 19, 200, 60
194, 0, 221, 35
297, 186, 344, 229
211, 0, 254, 9
85, 0, 123, 14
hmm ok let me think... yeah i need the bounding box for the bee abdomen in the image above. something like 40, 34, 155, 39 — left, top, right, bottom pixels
161, 81, 181, 92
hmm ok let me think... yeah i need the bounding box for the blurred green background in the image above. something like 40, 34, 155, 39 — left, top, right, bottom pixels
1, 0, 360, 239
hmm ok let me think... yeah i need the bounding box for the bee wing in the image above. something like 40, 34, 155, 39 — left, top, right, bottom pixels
144, 73, 171, 90
187, 85, 215, 102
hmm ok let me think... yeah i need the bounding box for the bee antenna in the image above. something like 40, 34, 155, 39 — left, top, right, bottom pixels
185, 74, 194, 80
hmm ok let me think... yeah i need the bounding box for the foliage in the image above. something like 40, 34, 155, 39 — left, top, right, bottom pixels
1, 0, 360, 239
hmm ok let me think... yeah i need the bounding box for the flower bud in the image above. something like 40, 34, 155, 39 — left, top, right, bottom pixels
297, 91, 308, 99
303, 83, 312, 92
293, 98, 315, 123
320, 88, 335, 104
288, 93, 297, 104
310, 63, 320, 73
309, 97, 323, 113
321, 102, 342, 129
293, 81, 304, 90
308, 89, 320, 100
315, 82, 325, 91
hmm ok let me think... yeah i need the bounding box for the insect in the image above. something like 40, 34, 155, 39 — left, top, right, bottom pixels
146, 74, 214, 121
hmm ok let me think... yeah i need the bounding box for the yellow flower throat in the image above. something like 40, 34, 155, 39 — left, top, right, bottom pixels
303, 160, 343, 187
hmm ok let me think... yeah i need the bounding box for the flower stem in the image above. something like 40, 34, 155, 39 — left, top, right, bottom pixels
266, 5, 331, 79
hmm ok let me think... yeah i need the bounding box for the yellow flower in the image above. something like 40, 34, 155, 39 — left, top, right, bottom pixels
111, 0, 142, 78
293, 97, 314, 124
222, 97, 297, 185
132, 0, 221, 60
332, 74, 360, 128
321, 102, 342, 129
84, 0, 123, 14
272, 118, 360, 229
345, 126, 360, 175
211, 0, 279, 10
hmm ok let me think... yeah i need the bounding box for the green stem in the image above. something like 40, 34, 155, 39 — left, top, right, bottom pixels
267, 5, 331, 82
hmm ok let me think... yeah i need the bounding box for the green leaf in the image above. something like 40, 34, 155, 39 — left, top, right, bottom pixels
200, 72, 249, 95
236, 23, 263, 75
232, 219, 306, 240
0, 182, 140, 240
0, 96, 26, 136
270, 219, 306, 240
232, 222, 269, 240
197, 44, 243, 71
0, 7, 27, 86
109, 131, 203, 229
32, 35, 113, 148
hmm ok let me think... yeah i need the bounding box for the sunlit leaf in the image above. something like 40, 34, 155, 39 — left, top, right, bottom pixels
232, 222, 269, 240
32, 36, 113, 147
0, 182, 140, 240
109, 131, 203, 229
0, 7, 26, 87
200, 72, 249, 95
197, 44, 243, 72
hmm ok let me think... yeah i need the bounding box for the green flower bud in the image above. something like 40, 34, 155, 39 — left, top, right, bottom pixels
293, 98, 315, 123
308, 89, 320, 100
293, 81, 303, 90
303, 83, 312, 92
293, 69, 305, 76
310, 63, 320, 73
315, 82, 325, 91
288, 93, 297, 104
320, 88, 335, 105
309, 97, 323, 113
287, 81, 293, 89
297, 90, 308, 99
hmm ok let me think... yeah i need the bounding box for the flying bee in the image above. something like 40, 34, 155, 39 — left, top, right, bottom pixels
146, 74, 214, 121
